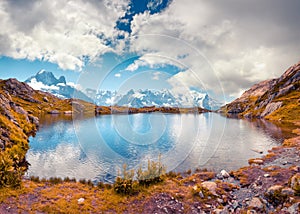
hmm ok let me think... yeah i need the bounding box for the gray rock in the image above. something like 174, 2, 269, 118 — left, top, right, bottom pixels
201, 181, 217, 196
28, 115, 39, 127
266, 185, 283, 195
287, 202, 300, 214
43, 96, 49, 102
220, 169, 230, 178
198, 191, 204, 199
281, 187, 295, 196
248, 197, 264, 210
276, 84, 295, 98
260, 101, 282, 117
48, 110, 60, 114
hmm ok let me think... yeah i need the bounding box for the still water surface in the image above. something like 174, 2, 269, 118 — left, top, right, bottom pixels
26, 113, 285, 183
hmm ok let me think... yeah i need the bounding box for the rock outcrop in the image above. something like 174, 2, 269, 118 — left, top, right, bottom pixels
220, 61, 300, 121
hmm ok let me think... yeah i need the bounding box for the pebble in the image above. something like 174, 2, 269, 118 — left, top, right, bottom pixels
263, 174, 270, 178
163, 207, 168, 213
199, 191, 204, 199
217, 198, 223, 204
247, 210, 257, 214
77, 198, 85, 204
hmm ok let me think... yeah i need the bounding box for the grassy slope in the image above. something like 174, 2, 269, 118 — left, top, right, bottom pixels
265, 90, 300, 122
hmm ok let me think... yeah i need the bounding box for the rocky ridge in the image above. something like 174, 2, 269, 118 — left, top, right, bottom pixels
220, 61, 300, 121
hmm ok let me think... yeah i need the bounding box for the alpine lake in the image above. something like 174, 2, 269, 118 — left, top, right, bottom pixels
25, 112, 295, 183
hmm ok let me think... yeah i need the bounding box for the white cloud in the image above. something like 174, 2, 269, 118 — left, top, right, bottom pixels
27, 78, 59, 91
147, 0, 163, 11
114, 73, 121, 78
67, 82, 83, 91
128, 0, 300, 99
125, 53, 186, 72
0, 0, 130, 71
1, 0, 300, 100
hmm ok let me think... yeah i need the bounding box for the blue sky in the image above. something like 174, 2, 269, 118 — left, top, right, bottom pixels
0, 0, 300, 102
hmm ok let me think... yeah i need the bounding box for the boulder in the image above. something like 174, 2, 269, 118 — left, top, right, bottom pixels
248, 197, 264, 210
201, 181, 217, 196
266, 185, 283, 195
220, 170, 230, 178
28, 115, 39, 127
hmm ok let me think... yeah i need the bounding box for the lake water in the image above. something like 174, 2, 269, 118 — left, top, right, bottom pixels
26, 113, 286, 183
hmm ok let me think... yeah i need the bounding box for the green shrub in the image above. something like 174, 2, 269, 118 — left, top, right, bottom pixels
30, 176, 40, 182
114, 164, 135, 195
87, 179, 94, 187
49, 177, 63, 185
137, 157, 166, 187
79, 179, 87, 185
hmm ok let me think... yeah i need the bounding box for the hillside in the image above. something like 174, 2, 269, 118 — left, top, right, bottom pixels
0, 78, 95, 188
220, 61, 300, 122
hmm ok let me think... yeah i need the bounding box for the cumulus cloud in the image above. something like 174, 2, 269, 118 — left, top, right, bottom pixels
128, 0, 300, 99
0, 0, 129, 70
1, 0, 300, 100
114, 73, 121, 78
125, 53, 186, 72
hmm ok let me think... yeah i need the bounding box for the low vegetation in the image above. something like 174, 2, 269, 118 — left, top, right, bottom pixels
114, 158, 166, 195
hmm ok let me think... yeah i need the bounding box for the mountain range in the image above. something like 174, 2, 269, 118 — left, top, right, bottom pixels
25, 71, 222, 110
25, 70, 93, 103
94, 89, 222, 110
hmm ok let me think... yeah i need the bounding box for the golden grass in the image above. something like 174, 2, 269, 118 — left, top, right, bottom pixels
0, 171, 241, 213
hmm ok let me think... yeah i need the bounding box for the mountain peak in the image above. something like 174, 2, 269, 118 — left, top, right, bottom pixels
37, 69, 46, 75
25, 71, 92, 103
26, 70, 65, 86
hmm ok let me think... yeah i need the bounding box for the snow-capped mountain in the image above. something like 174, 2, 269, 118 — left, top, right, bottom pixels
25, 70, 93, 102
92, 89, 222, 110
25, 70, 222, 110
